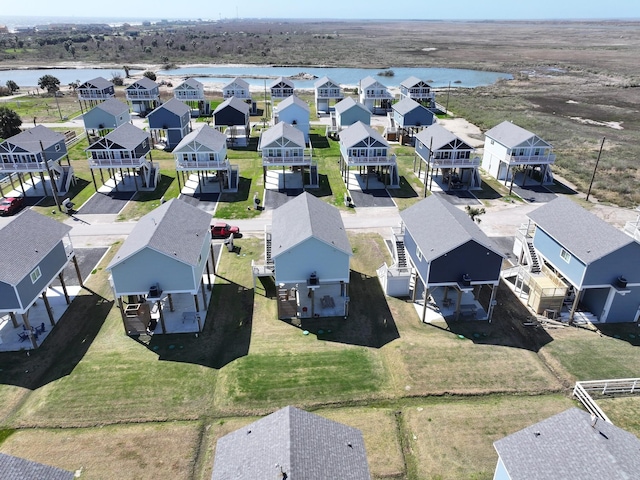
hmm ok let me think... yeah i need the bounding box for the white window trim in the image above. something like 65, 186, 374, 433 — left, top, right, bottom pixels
560, 248, 571, 263
30, 266, 42, 284
416, 247, 423, 262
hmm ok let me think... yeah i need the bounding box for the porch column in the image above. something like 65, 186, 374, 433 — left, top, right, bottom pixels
177, 169, 182, 191
569, 289, 582, 323
72, 255, 84, 288
58, 272, 70, 304
200, 279, 207, 309
600, 287, 617, 323
10, 312, 18, 328
39, 171, 49, 196
22, 313, 38, 349
90, 168, 98, 191
205, 256, 212, 290
411, 272, 418, 302
421, 287, 430, 323
210, 243, 217, 275
158, 300, 167, 334
310, 288, 315, 318
487, 284, 498, 323
454, 289, 463, 321
41, 291, 55, 326
193, 294, 200, 313
168, 293, 175, 312
117, 297, 127, 333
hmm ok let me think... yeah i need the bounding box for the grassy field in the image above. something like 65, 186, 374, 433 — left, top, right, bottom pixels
1, 225, 640, 478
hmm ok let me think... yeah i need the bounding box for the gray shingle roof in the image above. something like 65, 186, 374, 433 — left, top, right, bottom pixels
334, 96, 370, 115
80, 76, 113, 90
212, 406, 370, 480
415, 124, 471, 151
485, 120, 550, 148
360, 76, 381, 90
151, 97, 191, 116
1, 125, 63, 153
277, 94, 309, 112
314, 76, 339, 89
339, 121, 388, 149
96, 123, 149, 150
527, 196, 634, 264
271, 192, 352, 259
259, 122, 305, 150
494, 407, 640, 480
177, 77, 203, 90
107, 198, 211, 270
0, 452, 75, 480
400, 195, 503, 262
214, 96, 250, 115
0, 209, 71, 286
223, 77, 249, 90
400, 76, 430, 88
392, 97, 423, 116
268, 76, 294, 89
126, 76, 159, 90
93, 98, 129, 116
174, 125, 226, 153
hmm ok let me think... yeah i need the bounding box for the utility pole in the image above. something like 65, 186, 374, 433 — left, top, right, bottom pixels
445, 81, 451, 114
54, 92, 63, 121
586, 137, 605, 202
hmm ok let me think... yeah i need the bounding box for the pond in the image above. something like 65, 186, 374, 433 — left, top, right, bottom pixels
0, 65, 511, 89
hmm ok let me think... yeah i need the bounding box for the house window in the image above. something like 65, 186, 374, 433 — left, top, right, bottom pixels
30, 266, 42, 284
55, 144, 61, 152
416, 247, 423, 262
560, 249, 571, 263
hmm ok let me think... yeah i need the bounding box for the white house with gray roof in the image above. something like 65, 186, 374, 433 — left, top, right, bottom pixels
359, 75, 393, 114
107, 198, 214, 335
85, 123, 158, 192
212, 406, 371, 480
173, 125, 238, 193
339, 121, 399, 190
414, 124, 482, 191
272, 94, 310, 141
510, 196, 640, 323
399, 76, 435, 108
125, 76, 160, 114
314, 76, 343, 114
269, 76, 294, 99
173, 77, 205, 102
222, 77, 250, 100
258, 122, 317, 189
0, 125, 74, 197
482, 120, 556, 186
260, 192, 352, 319
493, 407, 640, 480
385, 195, 503, 322
0, 209, 81, 349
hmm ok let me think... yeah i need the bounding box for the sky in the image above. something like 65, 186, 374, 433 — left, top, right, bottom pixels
1, 0, 639, 21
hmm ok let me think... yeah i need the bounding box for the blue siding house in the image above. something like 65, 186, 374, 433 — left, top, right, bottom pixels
399, 195, 503, 322
269, 192, 352, 319
147, 98, 192, 150
392, 98, 435, 131
0, 209, 80, 349
0, 125, 74, 196
107, 199, 213, 335
82, 98, 130, 134
328, 97, 371, 137
525, 196, 640, 323
493, 408, 640, 480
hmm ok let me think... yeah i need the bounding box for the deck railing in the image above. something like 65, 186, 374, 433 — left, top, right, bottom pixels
262, 155, 312, 166
345, 154, 397, 165
505, 153, 556, 165
430, 156, 481, 169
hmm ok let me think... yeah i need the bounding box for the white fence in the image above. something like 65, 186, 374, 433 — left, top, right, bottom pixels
572, 378, 640, 424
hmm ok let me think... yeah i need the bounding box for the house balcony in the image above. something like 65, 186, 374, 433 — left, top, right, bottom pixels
262, 154, 313, 166
223, 91, 251, 99
363, 92, 393, 99
0, 160, 49, 172
405, 90, 434, 100
126, 92, 159, 100
430, 156, 481, 169
174, 91, 205, 101
344, 154, 397, 166
176, 158, 230, 170
87, 153, 148, 168
271, 89, 294, 98
78, 91, 113, 100
317, 91, 343, 99
504, 153, 556, 165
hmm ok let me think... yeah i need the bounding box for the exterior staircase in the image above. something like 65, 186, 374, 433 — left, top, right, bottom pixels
526, 240, 541, 274
395, 239, 407, 268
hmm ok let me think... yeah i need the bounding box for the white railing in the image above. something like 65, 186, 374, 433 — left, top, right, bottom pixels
176, 160, 229, 169
346, 154, 397, 165
0, 161, 47, 172
126, 92, 158, 100
363, 92, 392, 99
505, 153, 556, 165
317, 91, 343, 99
88, 154, 147, 167
431, 156, 481, 168
223, 92, 250, 99
573, 378, 640, 424
271, 89, 294, 97
623, 220, 640, 242
262, 155, 312, 166
573, 382, 612, 423
175, 91, 204, 100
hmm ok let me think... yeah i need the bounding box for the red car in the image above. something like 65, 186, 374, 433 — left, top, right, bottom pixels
211, 222, 241, 239
0, 197, 25, 216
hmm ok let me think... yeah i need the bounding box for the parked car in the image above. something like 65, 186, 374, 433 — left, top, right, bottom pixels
0, 196, 25, 216
211, 222, 241, 239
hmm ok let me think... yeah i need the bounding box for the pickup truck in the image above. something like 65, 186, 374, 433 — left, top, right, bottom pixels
211, 222, 241, 239
0, 197, 25, 216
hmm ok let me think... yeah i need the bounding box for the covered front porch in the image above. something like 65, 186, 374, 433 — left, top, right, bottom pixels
276, 281, 349, 320
412, 280, 497, 323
